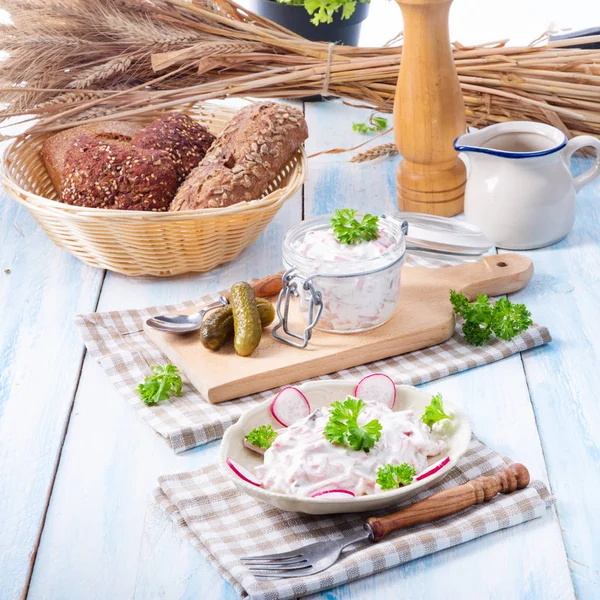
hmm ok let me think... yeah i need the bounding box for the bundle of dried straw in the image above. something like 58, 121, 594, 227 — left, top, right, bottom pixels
1, 0, 600, 140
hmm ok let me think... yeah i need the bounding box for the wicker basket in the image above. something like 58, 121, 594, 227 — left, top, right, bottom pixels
0, 104, 307, 276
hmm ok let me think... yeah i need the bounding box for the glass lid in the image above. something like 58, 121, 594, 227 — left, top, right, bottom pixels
392, 212, 492, 256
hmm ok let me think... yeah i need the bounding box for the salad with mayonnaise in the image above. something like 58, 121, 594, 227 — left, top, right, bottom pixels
227, 374, 454, 499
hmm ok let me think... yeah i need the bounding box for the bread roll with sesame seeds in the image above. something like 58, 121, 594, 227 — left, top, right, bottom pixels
170, 102, 308, 211
60, 135, 178, 211
131, 113, 215, 184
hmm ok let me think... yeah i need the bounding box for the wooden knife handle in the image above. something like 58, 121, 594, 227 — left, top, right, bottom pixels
222, 271, 285, 300
367, 464, 530, 542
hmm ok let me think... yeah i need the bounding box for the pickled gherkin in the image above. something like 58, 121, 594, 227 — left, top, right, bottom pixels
230, 282, 263, 356
200, 298, 275, 351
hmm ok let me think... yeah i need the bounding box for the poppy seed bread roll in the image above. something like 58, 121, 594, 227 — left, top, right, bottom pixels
170, 102, 308, 211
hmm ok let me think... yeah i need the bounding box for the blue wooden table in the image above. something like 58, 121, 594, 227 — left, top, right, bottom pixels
1, 99, 598, 600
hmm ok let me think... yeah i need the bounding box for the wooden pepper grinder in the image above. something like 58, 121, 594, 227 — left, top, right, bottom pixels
393, 0, 466, 216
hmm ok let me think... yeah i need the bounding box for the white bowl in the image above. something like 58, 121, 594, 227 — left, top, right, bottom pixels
220, 380, 471, 515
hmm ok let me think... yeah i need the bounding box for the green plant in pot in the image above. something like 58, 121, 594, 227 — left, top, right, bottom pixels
253, 0, 370, 45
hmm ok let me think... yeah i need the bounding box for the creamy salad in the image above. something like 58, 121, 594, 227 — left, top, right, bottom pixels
292, 225, 397, 269
286, 216, 405, 333
254, 400, 445, 497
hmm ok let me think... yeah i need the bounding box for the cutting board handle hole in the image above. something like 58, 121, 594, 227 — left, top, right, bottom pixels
497, 261, 508, 267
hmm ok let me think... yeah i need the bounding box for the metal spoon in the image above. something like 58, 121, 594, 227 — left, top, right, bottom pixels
145, 272, 285, 334
145, 296, 229, 333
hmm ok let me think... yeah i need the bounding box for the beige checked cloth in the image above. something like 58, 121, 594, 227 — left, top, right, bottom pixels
154, 436, 553, 600
75, 289, 550, 453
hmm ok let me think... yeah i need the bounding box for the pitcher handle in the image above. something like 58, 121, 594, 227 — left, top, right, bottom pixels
562, 135, 600, 192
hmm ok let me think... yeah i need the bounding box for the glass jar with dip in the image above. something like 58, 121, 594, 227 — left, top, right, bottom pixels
274, 214, 408, 346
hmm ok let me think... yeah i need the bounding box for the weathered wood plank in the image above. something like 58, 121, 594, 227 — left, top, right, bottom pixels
0, 192, 104, 600
500, 158, 600, 599
27, 357, 231, 599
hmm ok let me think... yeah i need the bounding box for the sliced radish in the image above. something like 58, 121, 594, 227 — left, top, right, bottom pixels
270, 386, 311, 427
311, 489, 355, 500
354, 373, 396, 409
416, 456, 450, 481
226, 457, 262, 487
243, 438, 267, 455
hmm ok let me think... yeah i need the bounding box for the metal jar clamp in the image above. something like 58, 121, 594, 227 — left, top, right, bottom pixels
272, 268, 324, 349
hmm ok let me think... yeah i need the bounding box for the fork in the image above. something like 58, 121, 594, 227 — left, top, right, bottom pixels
241, 463, 529, 579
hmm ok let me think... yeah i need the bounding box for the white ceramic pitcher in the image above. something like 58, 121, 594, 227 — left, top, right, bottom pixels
455, 122, 600, 250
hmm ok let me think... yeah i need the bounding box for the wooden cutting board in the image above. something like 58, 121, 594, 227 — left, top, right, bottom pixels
145, 254, 533, 403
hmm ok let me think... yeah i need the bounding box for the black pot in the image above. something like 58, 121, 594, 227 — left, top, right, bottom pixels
253, 0, 370, 46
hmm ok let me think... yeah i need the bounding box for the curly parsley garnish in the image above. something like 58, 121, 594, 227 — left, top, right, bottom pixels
331, 209, 379, 245
376, 463, 416, 490
450, 290, 533, 346
352, 116, 388, 135
245, 424, 277, 450
137, 364, 182, 406
324, 396, 382, 452
421, 393, 452, 430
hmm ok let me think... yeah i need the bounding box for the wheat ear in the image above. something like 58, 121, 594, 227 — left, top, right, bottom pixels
350, 143, 399, 163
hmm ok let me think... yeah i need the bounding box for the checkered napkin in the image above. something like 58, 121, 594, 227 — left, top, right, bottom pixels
154, 436, 553, 600
75, 287, 550, 454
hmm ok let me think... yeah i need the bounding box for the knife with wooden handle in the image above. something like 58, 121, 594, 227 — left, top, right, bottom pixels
367, 463, 530, 541
222, 271, 285, 300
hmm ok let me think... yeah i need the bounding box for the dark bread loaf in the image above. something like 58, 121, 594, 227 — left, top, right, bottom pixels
40, 121, 142, 194
131, 113, 215, 183
170, 102, 308, 211
61, 136, 178, 211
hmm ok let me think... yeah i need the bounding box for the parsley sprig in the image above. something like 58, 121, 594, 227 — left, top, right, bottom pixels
376, 463, 416, 490
245, 424, 277, 450
137, 364, 182, 406
331, 209, 379, 245
421, 393, 452, 430
352, 115, 388, 134
324, 397, 382, 452
450, 290, 533, 346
